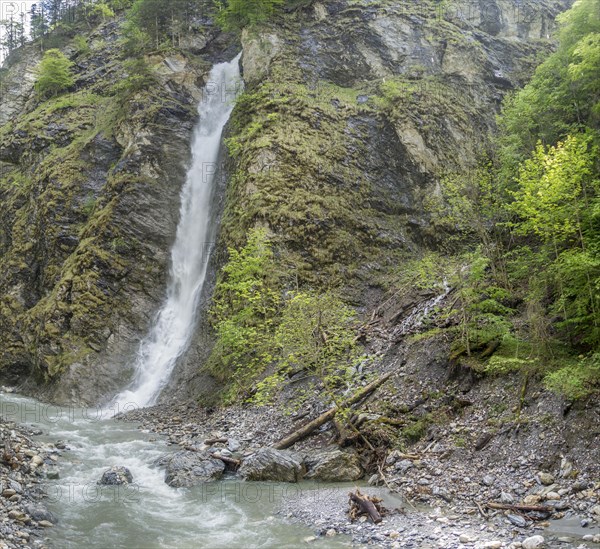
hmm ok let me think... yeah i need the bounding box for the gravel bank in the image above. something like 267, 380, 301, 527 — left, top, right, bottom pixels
0, 391, 61, 549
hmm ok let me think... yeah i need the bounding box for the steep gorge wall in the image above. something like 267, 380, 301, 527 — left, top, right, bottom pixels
169, 0, 573, 402
219, 0, 571, 302
0, 15, 237, 404
0, 0, 572, 405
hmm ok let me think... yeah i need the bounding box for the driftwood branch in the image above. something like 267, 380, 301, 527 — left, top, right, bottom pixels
486, 502, 554, 514
349, 490, 383, 524
205, 437, 228, 445
273, 373, 393, 450
211, 453, 241, 469
475, 500, 488, 518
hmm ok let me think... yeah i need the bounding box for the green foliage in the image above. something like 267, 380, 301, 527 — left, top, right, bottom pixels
82, 195, 97, 217
402, 415, 431, 443
208, 228, 281, 400
429, 0, 600, 398
215, 0, 285, 32
107, 0, 136, 9
34, 49, 75, 99
208, 228, 364, 405
509, 135, 599, 244
121, 18, 153, 54
74, 35, 91, 55
497, 0, 600, 181
508, 134, 600, 346
112, 58, 157, 105
124, 0, 208, 51
260, 291, 360, 400
90, 2, 116, 19
545, 353, 600, 399
448, 251, 515, 358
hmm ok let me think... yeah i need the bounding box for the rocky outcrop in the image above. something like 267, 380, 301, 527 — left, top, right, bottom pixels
162, 451, 225, 488
238, 447, 305, 482
0, 0, 573, 405
0, 46, 40, 128
304, 448, 363, 482
220, 0, 571, 303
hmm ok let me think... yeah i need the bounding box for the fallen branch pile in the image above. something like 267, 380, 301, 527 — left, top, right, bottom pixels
274, 373, 392, 450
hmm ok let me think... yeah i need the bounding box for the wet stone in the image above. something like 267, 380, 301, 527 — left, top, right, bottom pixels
98, 466, 133, 486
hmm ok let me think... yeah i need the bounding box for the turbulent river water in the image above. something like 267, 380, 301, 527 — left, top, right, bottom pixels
0, 392, 353, 548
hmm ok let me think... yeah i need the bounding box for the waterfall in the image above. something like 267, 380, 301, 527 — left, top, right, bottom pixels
113, 54, 243, 410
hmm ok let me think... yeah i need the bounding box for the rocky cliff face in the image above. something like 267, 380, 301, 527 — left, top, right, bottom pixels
0, 16, 237, 404
0, 0, 571, 404
168, 0, 573, 402
221, 0, 570, 295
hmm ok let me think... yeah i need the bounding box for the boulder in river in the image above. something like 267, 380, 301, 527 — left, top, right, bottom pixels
98, 466, 133, 486
304, 448, 363, 482
239, 448, 305, 482
163, 451, 225, 488
25, 504, 56, 524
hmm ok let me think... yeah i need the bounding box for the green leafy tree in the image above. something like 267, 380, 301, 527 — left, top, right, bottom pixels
215, 0, 284, 32
0, 14, 26, 57
30, 4, 49, 41
275, 291, 358, 384
497, 0, 600, 183
508, 134, 600, 344
449, 251, 514, 359
112, 57, 156, 104
509, 135, 598, 245
87, 2, 116, 22
34, 48, 74, 98
126, 0, 206, 50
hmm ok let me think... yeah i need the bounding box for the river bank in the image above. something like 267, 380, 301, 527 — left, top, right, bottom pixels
1, 379, 599, 548
121, 364, 600, 549
0, 389, 60, 549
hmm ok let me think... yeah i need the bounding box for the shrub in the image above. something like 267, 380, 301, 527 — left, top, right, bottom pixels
35, 49, 74, 99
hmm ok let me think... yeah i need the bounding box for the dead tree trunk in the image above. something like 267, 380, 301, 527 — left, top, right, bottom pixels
486, 502, 554, 514
273, 373, 393, 450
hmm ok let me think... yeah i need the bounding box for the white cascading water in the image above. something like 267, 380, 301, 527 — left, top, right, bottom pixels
114, 54, 243, 410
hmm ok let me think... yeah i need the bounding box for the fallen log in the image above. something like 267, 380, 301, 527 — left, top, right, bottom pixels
349, 490, 383, 524
211, 453, 241, 469
273, 373, 393, 450
486, 502, 553, 514
205, 437, 228, 445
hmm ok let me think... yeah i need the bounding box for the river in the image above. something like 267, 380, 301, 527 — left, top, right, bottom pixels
0, 391, 354, 548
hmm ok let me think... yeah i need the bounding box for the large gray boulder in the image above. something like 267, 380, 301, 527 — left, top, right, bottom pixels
98, 466, 133, 486
163, 451, 225, 488
239, 448, 305, 483
305, 448, 363, 481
